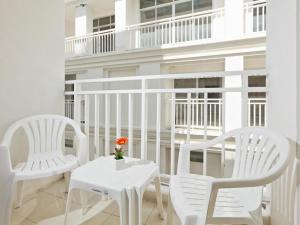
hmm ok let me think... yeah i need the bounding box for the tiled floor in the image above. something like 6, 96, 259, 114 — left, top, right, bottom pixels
11, 179, 181, 225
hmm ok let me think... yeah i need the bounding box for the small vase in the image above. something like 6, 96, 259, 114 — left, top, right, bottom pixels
114, 158, 126, 171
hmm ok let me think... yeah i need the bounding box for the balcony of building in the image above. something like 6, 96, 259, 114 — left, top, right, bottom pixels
1, 1, 299, 225
65, 0, 266, 58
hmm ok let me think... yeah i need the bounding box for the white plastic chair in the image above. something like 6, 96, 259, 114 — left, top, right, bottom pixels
167, 127, 290, 225
1, 114, 88, 208
0, 145, 15, 225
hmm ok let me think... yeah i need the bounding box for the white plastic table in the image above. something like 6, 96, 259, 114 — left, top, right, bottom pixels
64, 156, 164, 225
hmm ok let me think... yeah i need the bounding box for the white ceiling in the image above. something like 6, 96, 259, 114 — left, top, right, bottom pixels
65, 0, 115, 24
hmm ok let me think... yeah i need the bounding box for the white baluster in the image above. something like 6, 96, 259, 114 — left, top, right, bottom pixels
171, 93, 176, 175
94, 94, 100, 158
105, 94, 110, 156
128, 93, 133, 157
156, 93, 161, 171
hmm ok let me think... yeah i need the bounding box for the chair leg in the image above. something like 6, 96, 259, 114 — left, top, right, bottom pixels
64, 172, 71, 193
64, 188, 73, 225
154, 177, 165, 220
166, 191, 173, 225
14, 181, 25, 208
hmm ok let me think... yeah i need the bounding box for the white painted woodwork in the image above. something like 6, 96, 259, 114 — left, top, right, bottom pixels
65, 70, 267, 176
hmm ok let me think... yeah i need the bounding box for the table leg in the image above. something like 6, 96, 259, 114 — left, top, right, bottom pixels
154, 176, 165, 219
166, 192, 173, 225
127, 188, 138, 225
116, 191, 129, 225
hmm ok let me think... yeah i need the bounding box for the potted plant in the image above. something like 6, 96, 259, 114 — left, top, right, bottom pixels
113, 137, 128, 170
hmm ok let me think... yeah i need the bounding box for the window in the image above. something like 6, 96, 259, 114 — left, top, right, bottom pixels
93, 15, 115, 33
140, 0, 212, 22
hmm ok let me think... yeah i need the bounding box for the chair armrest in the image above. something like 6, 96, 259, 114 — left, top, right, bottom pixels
68, 120, 89, 165
177, 135, 227, 174
211, 177, 266, 190
74, 130, 89, 166
0, 146, 14, 177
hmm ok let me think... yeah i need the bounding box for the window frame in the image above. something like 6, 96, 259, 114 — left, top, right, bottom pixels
139, 0, 212, 23
93, 15, 115, 33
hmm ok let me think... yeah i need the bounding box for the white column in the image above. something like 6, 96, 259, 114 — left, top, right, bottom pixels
224, 0, 244, 39
224, 56, 243, 132
212, 0, 225, 40
75, 4, 93, 36
223, 56, 243, 178
74, 4, 93, 55
267, 0, 299, 225
114, 0, 139, 50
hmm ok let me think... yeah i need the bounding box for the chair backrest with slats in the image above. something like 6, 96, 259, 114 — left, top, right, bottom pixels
230, 128, 289, 181
2, 115, 79, 156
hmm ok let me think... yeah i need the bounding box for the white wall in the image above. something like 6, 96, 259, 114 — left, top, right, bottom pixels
267, 0, 299, 225
0, 0, 64, 191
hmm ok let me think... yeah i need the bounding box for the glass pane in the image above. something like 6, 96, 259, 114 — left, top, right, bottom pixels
175, 1, 192, 16
111, 15, 115, 23
194, 0, 212, 12
157, 5, 172, 19
93, 19, 98, 27
93, 28, 99, 33
248, 76, 266, 87
100, 17, 110, 25
100, 26, 111, 31
141, 9, 156, 22
157, 0, 173, 5
140, 0, 155, 9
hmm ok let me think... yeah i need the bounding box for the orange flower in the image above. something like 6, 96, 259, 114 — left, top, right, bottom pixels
116, 137, 128, 145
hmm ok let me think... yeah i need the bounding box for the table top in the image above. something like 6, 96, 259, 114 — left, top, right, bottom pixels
71, 156, 159, 192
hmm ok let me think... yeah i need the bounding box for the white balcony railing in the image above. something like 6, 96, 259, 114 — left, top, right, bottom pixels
248, 97, 266, 126
174, 98, 223, 130
65, 100, 74, 119
65, 29, 115, 57
244, 0, 267, 34
127, 8, 224, 49
65, 2, 268, 58
65, 97, 266, 130
64, 70, 267, 175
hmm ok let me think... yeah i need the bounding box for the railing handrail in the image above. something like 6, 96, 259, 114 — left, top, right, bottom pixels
65, 69, 267, 85
244, 0, 267, 7
65, 28, 115, 41
65, 8, 223, 41
175, 98, 223, 101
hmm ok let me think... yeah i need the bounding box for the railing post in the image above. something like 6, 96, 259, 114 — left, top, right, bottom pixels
172, 19, 176, 44
105, 94, 111, 156
141, 79, 148, 160
156, 93, 161, 171
203, 92, 208, 140
84, 94, 90, 155
170, 93, 176, 175
242, 73, 249, 127
74, 83, 82, 126
94, 94, 100, 158
187, 93, 191, 143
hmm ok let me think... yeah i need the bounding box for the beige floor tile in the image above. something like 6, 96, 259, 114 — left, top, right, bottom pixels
11, 213, 36, 225
42, 179, 67, 199
102, 215, 120, 225
103, 201, 118, 215
13, 192, 80, 224
81, 212, 111, 225
11, 180, 180, 225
